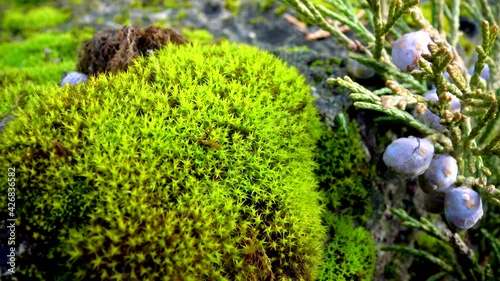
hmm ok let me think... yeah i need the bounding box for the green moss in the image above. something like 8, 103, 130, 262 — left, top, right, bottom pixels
258, 0, 275, 12
0, 29, 92, 116
315, 119, 374, 222
7, 0, 51, 4
224, 0, 241, 16
276, 45, 311, 53
249, 16, 267, 25
181, 28, 213, 44
0, 64, 71, 116
130, 0, 143, 8
313, 118, 375, 280
245, 0, 286, 15
113, 11, 131, 25
274, 3, 289, 16
309, 57, 342, 67
383, 259, 399, 280
174, 9, 188, 20
129, 0, 192, 9
319, 215, 376, 281
2, 6, 71, 35
0, 41, 326, 280
163, 0, 192, 8
0, 31, 91, 68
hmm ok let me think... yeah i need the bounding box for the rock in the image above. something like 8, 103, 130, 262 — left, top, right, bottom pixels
0, 115, 13, 134
60, 71, 88, 86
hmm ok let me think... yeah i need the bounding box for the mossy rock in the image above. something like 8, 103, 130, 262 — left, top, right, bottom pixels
319, 215, 376, 281
0, 41, 326, 280
315, 119, 373, 222
314, 120, 376, 281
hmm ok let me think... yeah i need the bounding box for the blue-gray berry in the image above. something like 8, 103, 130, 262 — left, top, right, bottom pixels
422, 154, 458, 192
60, 71, 88, 87
444, 186, 483, 230
392, 30, 432, 72
383, 137, 435, 177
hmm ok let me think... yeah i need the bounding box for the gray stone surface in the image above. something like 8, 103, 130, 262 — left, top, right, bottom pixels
60, 71, 88, 86
0, 115, 13, 134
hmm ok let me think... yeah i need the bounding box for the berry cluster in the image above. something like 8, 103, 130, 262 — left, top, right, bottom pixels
383, 30, 485, 231
383, 137, 483, 231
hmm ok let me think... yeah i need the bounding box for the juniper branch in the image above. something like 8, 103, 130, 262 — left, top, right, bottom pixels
480, 229, 500, 268
470, 21, 499, 90
382, 245, 456, 274
442, 230, 485, 281
369, 0, 384, 60
465, 94, 498, 148
349, 53, 427, 92
426, 272, 448, 281
390, 208, 484, 281
284, 0, 359, 51
449, 0, 460, 49
315, 4, 374, 44
431, 0, 444, 34
478, 0, 497, 28
383, 0, 419, 36
482, 133, 500, 156
390, 208, 447, 241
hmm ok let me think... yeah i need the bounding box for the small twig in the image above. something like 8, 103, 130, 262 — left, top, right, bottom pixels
194, 130, 222, 150
283, 13, 308, 34
0, 93, 25, 120
283, 13, 360, 40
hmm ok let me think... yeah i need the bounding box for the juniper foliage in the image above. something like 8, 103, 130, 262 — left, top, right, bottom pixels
281, 0, 500, 279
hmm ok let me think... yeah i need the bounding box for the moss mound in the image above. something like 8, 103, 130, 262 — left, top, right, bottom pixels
319, 215, 376, 281
76, 25, 188, 76
0, 41, 326, 280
